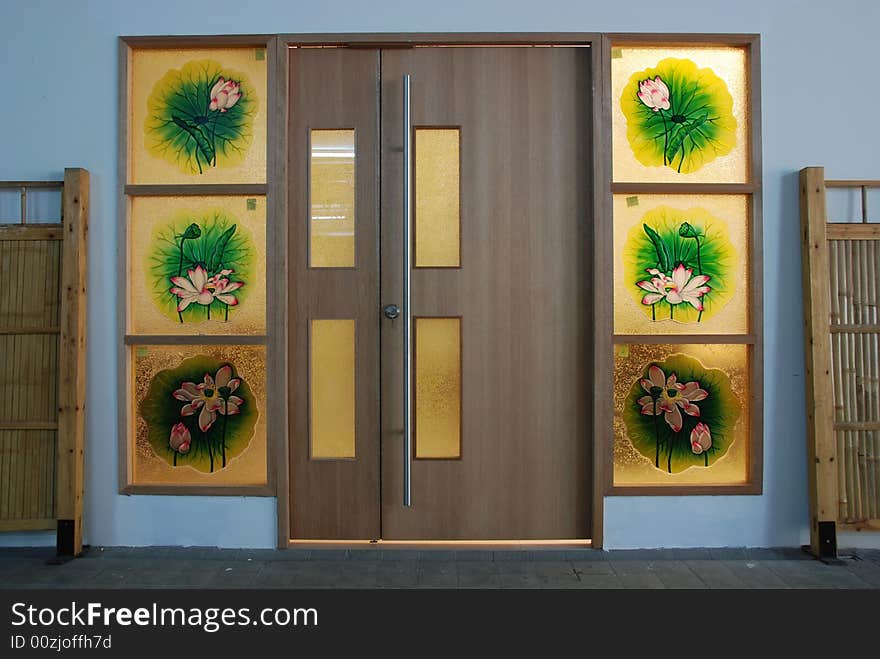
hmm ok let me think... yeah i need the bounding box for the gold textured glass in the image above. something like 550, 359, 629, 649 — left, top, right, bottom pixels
310, 130, 356, 268
415, 318, 461, 459
613, 343, 749, 487
310, 320, 356, 459
611, 46, 748, 184
131, 344, 267, 486
613, 194, 749, 335
415, 128, 461, 267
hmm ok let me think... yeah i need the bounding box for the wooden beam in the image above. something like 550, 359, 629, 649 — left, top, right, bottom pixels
0, 225, 64, 241
55, 168, 89, 557
826, 224, 880, 240
799, 167, 839, 558
0, 518, 56, 532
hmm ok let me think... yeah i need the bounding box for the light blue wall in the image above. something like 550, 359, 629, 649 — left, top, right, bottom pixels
1, 0, 878, 549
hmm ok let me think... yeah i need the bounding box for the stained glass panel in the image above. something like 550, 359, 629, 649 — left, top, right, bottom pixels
613, 343, 749, 487
128, 47, 267, 185
128, 195, 266, 336
611, 46, 748, 184
131, 344, 267, 486
613, 194, 749, 335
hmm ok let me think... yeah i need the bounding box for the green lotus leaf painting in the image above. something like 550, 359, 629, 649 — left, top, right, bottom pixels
623, 205, 736, 324
145, 59, 256, 175
147, 210, 254, 324
621, 57, 737, 174
139, 355, 258, 473
622, 354, 741, 474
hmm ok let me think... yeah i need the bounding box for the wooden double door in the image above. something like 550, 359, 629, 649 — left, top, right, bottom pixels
289, 45, 591, 540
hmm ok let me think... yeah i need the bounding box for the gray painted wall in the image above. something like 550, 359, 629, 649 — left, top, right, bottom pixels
1, 0, 878, 549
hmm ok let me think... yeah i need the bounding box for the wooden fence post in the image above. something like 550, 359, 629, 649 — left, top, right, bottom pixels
55, 168, 88, 557
799, 166, 839, 559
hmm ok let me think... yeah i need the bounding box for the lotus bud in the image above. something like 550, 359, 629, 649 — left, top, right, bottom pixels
169, 422, 191, 454
690, 422, 712, 455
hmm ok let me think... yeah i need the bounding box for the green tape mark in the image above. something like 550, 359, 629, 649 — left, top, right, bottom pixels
247, 198, 257, 210
136, 347, 149, 357
615, 345, 630, 358
611, 48, 623, 59
626, 196, 639, 207
255, 49, 265, 61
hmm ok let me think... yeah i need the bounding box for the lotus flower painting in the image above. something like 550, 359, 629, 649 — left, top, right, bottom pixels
621, 57, 737, 175
622, 354, 740, 473
139, 357, 258, 473
623, 205, 736, 324
147, 211, 254, 325
145, 59, 255, 175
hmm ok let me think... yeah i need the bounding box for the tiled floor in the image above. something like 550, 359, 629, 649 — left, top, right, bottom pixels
2, 546, 880, 589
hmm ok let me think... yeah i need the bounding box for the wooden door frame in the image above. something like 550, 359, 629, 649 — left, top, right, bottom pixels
276, 32, 606, 549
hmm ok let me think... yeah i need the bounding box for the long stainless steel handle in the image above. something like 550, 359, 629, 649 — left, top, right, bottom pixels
402, 74, 413, 507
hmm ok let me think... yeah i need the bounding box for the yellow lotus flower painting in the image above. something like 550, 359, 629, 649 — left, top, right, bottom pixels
622, 205, 737, 324
621, 57, 737, 175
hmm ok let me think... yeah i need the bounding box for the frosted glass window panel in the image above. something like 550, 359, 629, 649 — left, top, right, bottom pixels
611, 46, 749, 184
613, 194, 749, 335
128, 195, 267, 336
129, 47, 268, 185
612, 343, 749, 487
415, 318, 462, 459
310, 129, 356, 268
415, 128, 461, 268
132, 344, 267, 486
310, 319, 356, 459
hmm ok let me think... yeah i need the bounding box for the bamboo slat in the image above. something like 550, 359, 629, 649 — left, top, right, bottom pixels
0, 181, 68, 533
826, 233, 880, 523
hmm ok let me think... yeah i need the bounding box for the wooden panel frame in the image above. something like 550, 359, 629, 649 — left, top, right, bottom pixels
278, 32, 604, 549
0, 171, 87, 552
603, 34, 764, 496
801, 169, 880, 553
117, 35, 279, 496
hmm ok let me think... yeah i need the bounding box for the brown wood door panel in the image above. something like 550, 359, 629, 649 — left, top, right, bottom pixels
288, 48, 381, 539
380, 47, 591, 539
288, 45, 591, 541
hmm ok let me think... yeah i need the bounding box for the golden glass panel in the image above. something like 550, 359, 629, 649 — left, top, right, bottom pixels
415, 318, 461, 459
613, 194, 749, 335
129, 47, 267, 184
132, 344, 267, 486
613, 343, 749, 487
310, 319, 356, 459
611, 46, 748, 183
128, 195, 267, 336
415, 128, 461, 267
310, 129, 356, 268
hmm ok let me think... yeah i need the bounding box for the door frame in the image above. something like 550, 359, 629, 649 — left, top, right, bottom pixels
275, 32, 607, 549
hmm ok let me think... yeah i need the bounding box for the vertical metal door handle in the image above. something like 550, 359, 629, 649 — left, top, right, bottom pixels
402, 74, 413, 507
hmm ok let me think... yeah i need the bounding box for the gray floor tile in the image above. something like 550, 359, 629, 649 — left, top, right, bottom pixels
456, 562, 500, 587
651, 561, 707, 589
533, 562, 580, 588
763, 560, 871, 589
684, 560, 749, 589
722, 561, 790, 589
841, 559, 880, 586
708, 547, 748, 561
608, 560, 666, 589
374, 562, 419, 588
573, 574, 624, 589
416, 562, 458, 587
571, 561, 615, 576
